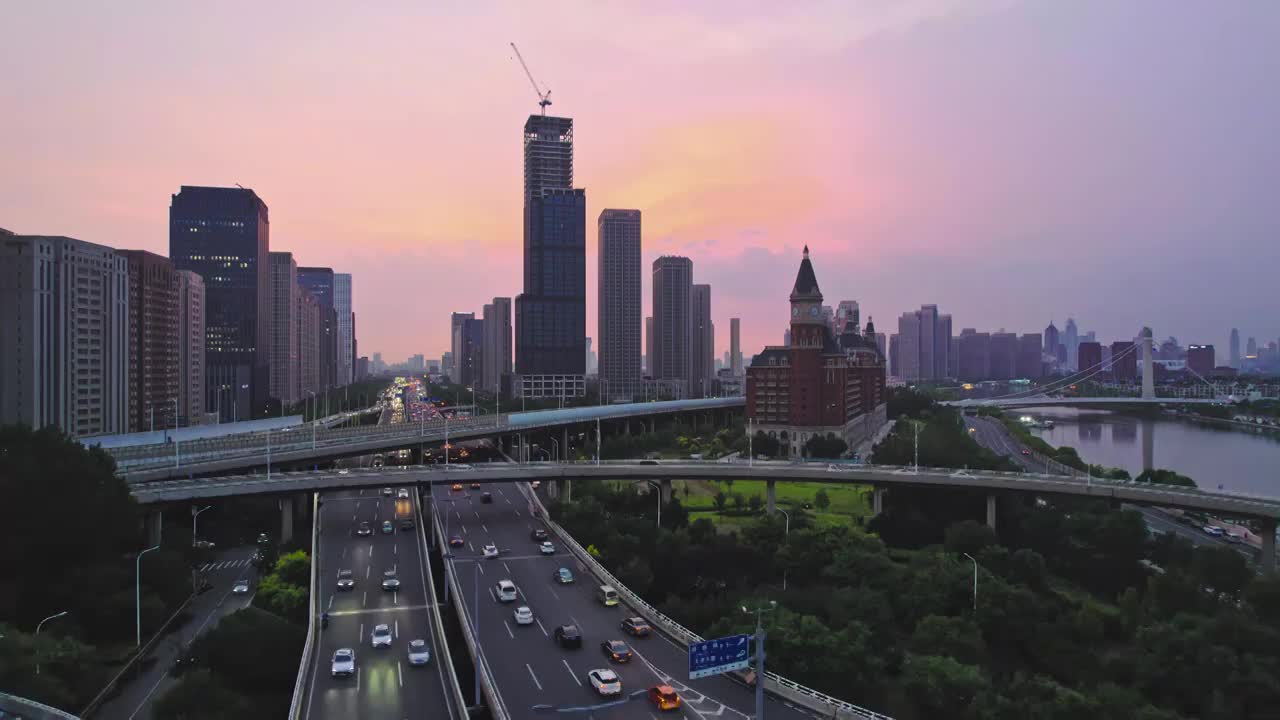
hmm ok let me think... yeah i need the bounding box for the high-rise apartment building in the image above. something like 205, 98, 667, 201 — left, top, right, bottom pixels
691, 284, 714, 398
730, 318, 743, 377
459, 317, 484, 388
989, 332, 1018, 380
1017, 333, 1043, 378
652, 256, 693, 394
1187, 344, 1215, 377
1110, 341, 1136, 381
895, 305, 951, 381
268, 252, 299, 406
170, 186, 270, 420
481, 297, 512, 394
1044, 321, 1060, 365
597, 209, 642, 401
121, 250, 178, 432
176, 270, 205, 425
297, 266, 338, 391
335, 273, 353, 385
296, 287, 320, 403
644, 316, 653, 377
1230, 328, 1241, 368
1063, 318, 1079, 371
956, 329, 990, 381
1077, 341, 1102, 376
450, 312, 474, 383
0, 235, 129, 436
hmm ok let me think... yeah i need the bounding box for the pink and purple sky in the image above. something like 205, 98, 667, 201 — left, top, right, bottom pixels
3, 1, 1278, 362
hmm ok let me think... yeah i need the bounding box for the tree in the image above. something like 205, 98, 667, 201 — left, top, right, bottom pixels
902, 654, 988, 717
1135, 469, 1197, 488
910, 615, 987, 665
273, 550, 311, 587
732, 493, 745, 512
154, 669, 252, 720
1246, 573, 1280, 625
944, 520, 997, 556
254, 574, 307, 623
752, 431, 781, 458
804, 433, 848, 459
713, 492, 727, 512
747, 495, 763, 514
814, 489, 831, 511
1190, 545, 1251, 601
194, 607, 304, 694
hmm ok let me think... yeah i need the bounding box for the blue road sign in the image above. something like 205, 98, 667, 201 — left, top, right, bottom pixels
689, 633, 752, 679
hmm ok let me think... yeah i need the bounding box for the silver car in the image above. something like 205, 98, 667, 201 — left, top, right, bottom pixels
336, 569, 355, 591
496, 580, 518, 602
407, 639, 431, 666
371, 624, 393, 648
382, 570, 401, 591
331, 648, 356, 677
514, 606, 534, 625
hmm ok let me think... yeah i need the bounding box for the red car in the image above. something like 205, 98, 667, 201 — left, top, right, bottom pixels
449, 535, 465, 547
648, 685, 682, 711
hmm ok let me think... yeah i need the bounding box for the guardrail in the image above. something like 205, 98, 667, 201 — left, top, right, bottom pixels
287, 492, 319, 720
519, 482, 893, 720
414, 490, 469, 717
1, 692, 81, 720
431, 500, 510, 720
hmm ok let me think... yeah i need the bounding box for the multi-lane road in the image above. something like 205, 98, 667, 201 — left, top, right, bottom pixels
430, 477, 818, 720
303, 486, 461, 719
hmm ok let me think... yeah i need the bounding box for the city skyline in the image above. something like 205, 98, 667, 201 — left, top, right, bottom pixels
3, 2, 1278, 359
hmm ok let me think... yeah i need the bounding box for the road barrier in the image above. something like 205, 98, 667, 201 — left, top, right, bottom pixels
414, 490, 469, 716
519, 482, 894, 720
2, 692, 81, 720
287, 492, 319, 720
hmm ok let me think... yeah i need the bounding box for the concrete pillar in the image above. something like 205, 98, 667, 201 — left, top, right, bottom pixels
563, 427, 569, 461
1141, 329, 1155, 401
1141, 419, 1154, 472
295, 493, 309, 523
1262, 517, 1277, 572
660, 478, 673, 504
562, 479, 572, 503
872, 487, 885, 516
145, 510, 163, 547
280, 498, 295, 544
985, 494, 997, 531
547, 480, 558, 500
766, 479, 777, 515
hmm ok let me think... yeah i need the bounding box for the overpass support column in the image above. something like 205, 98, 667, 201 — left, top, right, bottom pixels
280, 498, 295, 544
563, 427, 569, 461
660, 479, 673, 504
872, 487, 885, 517
1262, 517, 1277, 572
562, 479, 572, 503
145, 510, 163, 547
985, 494, 997, 531
766, 479, 777, 515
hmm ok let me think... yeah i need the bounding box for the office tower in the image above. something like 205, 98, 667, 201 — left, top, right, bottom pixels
895, 306, 950, 381
1063, 318, 1079, 371
957, 329, 990, 381
644, 316, 653, 376
1044, 321, 1060, 363
176, 270, 206, 426
1187, 344, 1215, 377
459, 317, 484, 388
723, 351, 731, 369
296, 288, 320, 403
450, 312, 473, 383
120, 250, 178, 432
1110, 341, 1136, 380
597, 208, 642, 400
730, 318, 743, 377
989, 332, 1018, 380
169, 186, 270, 421
297, 267, 337, 391
1077, 341, 1102, 374
441, 352, 452, 377
1247, 336, 1258, 358
1017, 333, 1043, 378
482, 298, 512, 394
266, 252, 299, 407
888, 334, 900, 377
350, 312, 357, 386
690, 284, 714, 398
334, 273, 353, 385
0, 235, 129, 436
874, 331, 887, 363
356, 357, 369, 380
652, 256, 693, 393
1229, 328, 1241, 368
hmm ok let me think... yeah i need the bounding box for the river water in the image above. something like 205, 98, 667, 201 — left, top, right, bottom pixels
1022, 407, 1280, 497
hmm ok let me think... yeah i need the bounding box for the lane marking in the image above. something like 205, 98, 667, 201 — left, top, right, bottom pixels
327, 595, 333, 610
395, 619, 399, 638
503, 562, 511, 574
503, 620, 514, 639
482, 524, 490, 533
360, 622, 364, 638
363, 591, 367, 607
369, 544, 374, 559
489, 587, 496, 602
526, 663, 543, 691
398, 660, 403, 688
357, 666, 361, 692
563, 659, 582, 686
477, 563, 485, 575
547, 586, 560, 601
535, 618, 549, 637
394, 591, 398, 606
366, 567, 370, 579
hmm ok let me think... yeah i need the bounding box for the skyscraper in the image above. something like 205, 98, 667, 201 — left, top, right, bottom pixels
1110, 341, 1136, 381
268, 252, 299, 406
170, 186, 270, 420
644, 316, 653, 377
1230, 328, 1241, 369
834, 301, 859, 337
691, 284, 714, 398
989, 332, 1018, 380
450, 312, 474, 383
652, 256, 693, 393
459, 317, 484, 388
1187, 344, 1215, 377
597, 209, 642, 401
176, 270, 205, 425
0, 235, 130, 436
1063, 318, 1080, 371
481, 297, 512, 394
1077, 341, 1102, 375
335, 273, 353, 385
297, 266, 338, 391
1247, 336, 1258, 358
730, 318, 743, 376
1044, 321, 1059, 362
1017, 333, 1043, 378
296, 287, 320, 404
895, 305, 951, 381
957, 329, 990, 381
121, 250, 178, 432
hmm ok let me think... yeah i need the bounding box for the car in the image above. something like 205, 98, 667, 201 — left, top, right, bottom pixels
397, 488, 410, 499
336, 569, 355, 591
449, 535, 465, 547
496, 580, 518, 602
554, 624, 583, 649
620, 617, 651, 637
232, 580, 250, 594
382, 487, 393, 496
554, 567, 575, 584
531, 480, 540, 489
192, 539, 216, 550
1225, 533, 1243, 544
1203, 525, 1225, 537
1021, 449, 1032, 456
381, 520, 394, 534
648, 685, 682, 711
470, 482, 482, 489
382, 570, 401, 591
601, 639, 633, 663
588, 668, 622, 696
481, 492, 493, 504
483, 544, 499, 559
513, 606, 534, 625
257, 533, 271, 546
331, 648, 356, 677
531, 528, 549, 542
451, 483, 463, 491
337, 468, 350, 475
371, 624, 393, 648
407, 639, 431, 666
356, 522, 373, 537
400, 518, 415, 531
539, 541, 555, 555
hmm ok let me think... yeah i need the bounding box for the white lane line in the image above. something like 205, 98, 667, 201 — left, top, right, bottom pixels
394, 591, 398, 606
327, 595, 334, 610
360, 622, 365, 638
482, 524, 490, 533
503, 620, 515, 639
395, 619, 399, 638
366, 567, 370, 579
352, 513, 357, 522
363, 591, 367, 607
547, 586, 560, 601
394, 543, 398, 556
342, 547, 347, 560
503, 562, 511, 574
462, 525, 468, 535
200, 563, 211, 571
468, 542, 474, 552
518, 588, 528, 603
526, 663, 543, 691
563, 659, 582, 686
369, 544, 374, 559
488, 587, 496, 602
357, 666, 362, 692
515, 510, 521, 517
477, 563, 485, 575
398, 660, 404, 688
505, 497, 512, 504
535, 618, 549, 637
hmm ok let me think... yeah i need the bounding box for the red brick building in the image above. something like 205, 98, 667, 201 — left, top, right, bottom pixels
746, 247, 886, 457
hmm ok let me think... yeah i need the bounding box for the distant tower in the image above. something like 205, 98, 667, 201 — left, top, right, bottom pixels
1229, 328, 1241, 369
1141, 327, 1155, 400
1063, 318, 1080, 372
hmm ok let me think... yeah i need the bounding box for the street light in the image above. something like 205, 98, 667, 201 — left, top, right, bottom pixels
136, 545, 161, 647
963, 552, 979, 611
777, 509, 791, 590
192, 505, 212, 542
308, 391, 317, 449
742, 600, 778, 719
35, 611, 68, 675
642, 480, 663, 529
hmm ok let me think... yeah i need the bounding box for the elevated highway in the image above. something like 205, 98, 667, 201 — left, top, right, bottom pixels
945, 396, 1226, 409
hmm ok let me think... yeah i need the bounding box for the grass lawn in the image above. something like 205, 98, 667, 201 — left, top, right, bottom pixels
676, 479, 874, 527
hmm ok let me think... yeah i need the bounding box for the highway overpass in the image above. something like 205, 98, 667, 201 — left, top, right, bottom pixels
945, 396, 1226, 409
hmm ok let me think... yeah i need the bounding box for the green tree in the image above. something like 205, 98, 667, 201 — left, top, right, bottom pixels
814, 489, 831, 511
273, 549, 311, 587
732, 493, 745, 511
1246, 573, 1280, 625
1190, 545, 1252, 601
154, 669, 252, 720
713, 492, 727, 512
748, 494, 763, 514
1135, 468, 1197, 488
804, 433, 848, 459
910, 615, 987, 665
944, 520, 997, 556
902, 654, 988, 717
194, 607, 305, 694
254, 574, 307, 623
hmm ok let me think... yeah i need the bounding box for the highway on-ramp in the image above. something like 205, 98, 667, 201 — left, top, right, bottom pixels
429, 479, 818, 720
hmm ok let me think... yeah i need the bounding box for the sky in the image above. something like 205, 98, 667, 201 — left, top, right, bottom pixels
3, 1, 1278, 363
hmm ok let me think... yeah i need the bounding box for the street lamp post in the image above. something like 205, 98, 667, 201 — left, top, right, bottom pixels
778, 509, 791, 590
643, 480, 662, 529
963, 552, 978, 611
308, 391, 317, 449
445, 416, 449, 467
913, 420, 920, 473
743, 600, 778, 719
596, 418, 601, 466
266, 429, 271, 481
748, 417, 753, 468
549, 437, 559, 463
35, 611, 68, 675
136, 545, 161, 647
192, 505, 212, 542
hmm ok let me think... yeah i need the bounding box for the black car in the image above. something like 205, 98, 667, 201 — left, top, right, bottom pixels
531, 528, 549, 542
554, 624, 583, 649
481, 492, 493, 504
601, 639, 633, 663
400, 519, 415, 531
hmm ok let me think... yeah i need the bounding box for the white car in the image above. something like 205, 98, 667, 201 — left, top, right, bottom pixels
496, 580, 518, 602
337, 469, 350, 475
483, 544, 499, 559
539, 541, 555, 555
407, 639, 431, 666
588, 668, 622, 696
382, 570, 401, 591
232, 580, 250, 594
1203, 525, 1225, 537
397, 488, 410, 499
382, 487, 393, 496
331, 648, 356, 677
371, 624, 393, 648
513, 606, 534, 625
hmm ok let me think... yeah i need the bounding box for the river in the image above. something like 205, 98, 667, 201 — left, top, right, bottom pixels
1021, 407, 1280, 496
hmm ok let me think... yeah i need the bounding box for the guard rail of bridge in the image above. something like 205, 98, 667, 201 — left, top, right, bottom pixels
415, 486, 469, 716
520, 480, 893, 720
287, 492, 319, 720
1, 692, 80, 720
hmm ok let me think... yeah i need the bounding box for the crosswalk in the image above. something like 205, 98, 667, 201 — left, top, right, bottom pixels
199, 558, 253, 572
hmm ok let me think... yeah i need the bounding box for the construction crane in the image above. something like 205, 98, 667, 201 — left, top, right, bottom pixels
510, 42, 552, 115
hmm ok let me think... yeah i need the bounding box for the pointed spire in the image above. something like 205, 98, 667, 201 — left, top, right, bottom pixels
790, 246, 822, 302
